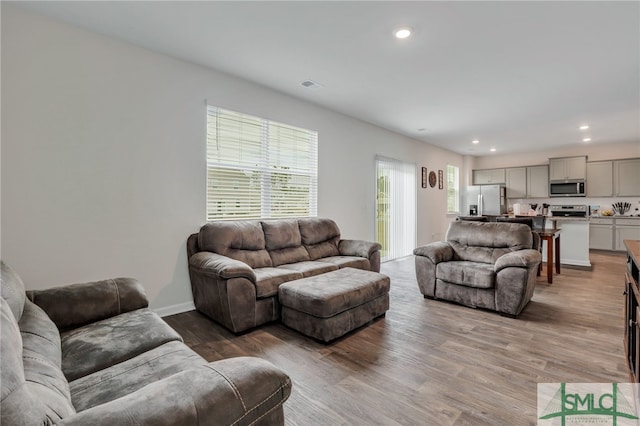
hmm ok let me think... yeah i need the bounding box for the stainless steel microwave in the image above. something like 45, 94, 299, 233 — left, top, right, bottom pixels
549, 180, 586, 197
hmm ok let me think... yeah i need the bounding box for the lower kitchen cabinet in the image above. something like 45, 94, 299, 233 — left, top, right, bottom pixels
590, 218, 640, 251
616, 220, 640, 251
590, 222, 614, 250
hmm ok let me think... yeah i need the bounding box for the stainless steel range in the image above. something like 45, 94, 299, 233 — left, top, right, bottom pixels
549, 204, 587, 217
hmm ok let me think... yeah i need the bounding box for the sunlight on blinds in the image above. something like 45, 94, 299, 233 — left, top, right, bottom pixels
447, 165, 460, 213
206, 106, 318, 221
375, 156, 416, 261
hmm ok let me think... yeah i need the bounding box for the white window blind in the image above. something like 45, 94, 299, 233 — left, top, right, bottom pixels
447, 165, 460, 213
375, 156, 416, 261
206, 106, 318, 221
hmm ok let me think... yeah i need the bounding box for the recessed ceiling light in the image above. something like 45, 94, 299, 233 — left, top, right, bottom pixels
394, 27, 412, 39
579, 125, 589, 130
472, 140, 480, 144
490, 148, 497, 152
583, 138, 591, 142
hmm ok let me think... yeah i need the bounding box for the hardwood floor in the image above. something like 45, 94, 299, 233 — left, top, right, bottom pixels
164, 251, 630, 425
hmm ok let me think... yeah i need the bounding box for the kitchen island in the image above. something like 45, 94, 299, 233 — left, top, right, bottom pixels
544, 217, 591, 268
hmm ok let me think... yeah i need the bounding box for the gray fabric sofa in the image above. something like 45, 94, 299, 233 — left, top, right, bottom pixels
1, 261, 292, 425
187, 218, 381, 333
413, 221, 542, 317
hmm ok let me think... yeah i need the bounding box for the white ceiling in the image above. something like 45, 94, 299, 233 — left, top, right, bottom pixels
13, 1, 640, 156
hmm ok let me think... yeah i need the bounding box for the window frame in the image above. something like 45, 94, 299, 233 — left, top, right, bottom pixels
446, 164, 460, 214
206, 106, 318, 221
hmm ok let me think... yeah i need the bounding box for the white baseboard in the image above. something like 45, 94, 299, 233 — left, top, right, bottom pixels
561, 259, 592, 268
153, 301, 195, 318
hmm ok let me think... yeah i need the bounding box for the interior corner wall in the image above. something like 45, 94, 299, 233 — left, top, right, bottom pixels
1, 5, 463, 312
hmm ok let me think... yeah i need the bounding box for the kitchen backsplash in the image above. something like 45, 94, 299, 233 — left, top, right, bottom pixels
509, 197, 640, 216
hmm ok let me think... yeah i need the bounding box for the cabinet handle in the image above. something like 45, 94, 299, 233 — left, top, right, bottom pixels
630, 319, 637, 327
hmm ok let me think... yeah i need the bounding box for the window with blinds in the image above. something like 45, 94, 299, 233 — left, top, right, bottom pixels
447, 165, 460, 213
206, 106, 318, 221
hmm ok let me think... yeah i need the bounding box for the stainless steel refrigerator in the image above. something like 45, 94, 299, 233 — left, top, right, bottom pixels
465, 185, 507, 216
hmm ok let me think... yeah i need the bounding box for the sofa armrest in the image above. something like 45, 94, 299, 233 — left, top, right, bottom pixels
338, 239, 382, 258
189, 252, 256, 282
58, 357, 292, 426
494, 249, 542, 273
26, 278, 148, 331
413, 242, 454, 264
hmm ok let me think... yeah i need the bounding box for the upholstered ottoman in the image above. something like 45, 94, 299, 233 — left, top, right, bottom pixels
278, 267, 390, 342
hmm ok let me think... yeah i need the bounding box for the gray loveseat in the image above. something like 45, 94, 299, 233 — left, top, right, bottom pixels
1, 261, 291, 425
413, 221, 542, 317
187, 218, 381, 333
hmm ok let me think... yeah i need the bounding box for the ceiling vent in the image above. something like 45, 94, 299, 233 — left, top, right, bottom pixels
301, 80, 324, 89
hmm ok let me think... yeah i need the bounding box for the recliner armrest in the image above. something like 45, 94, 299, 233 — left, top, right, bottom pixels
189, 252, 256, 282
413, 242, 454, 264
26, 278, 148, 331
57, 357, 292, 426
494, 249, 541, 273
338, 239, 382, 258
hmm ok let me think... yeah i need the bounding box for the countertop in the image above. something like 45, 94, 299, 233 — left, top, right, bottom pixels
548, 216, 589, 222
526, 215, 640, 222
625, 240, 640, 270
588, 215, 640, 220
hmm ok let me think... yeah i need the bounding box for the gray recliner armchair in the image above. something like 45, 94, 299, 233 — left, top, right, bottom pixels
1, 261, 291, 425
413, 221, 542, 317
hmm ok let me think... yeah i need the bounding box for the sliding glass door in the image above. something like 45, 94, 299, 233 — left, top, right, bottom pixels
375, 156, 416, 261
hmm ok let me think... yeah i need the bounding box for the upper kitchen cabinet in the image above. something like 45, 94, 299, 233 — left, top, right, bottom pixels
473, 168, 506, 185
614, 158, 640, 196
527, 165, 549, 198
549, 156, 587, 181
586, 161, 614, 197
506, 167, 527, 198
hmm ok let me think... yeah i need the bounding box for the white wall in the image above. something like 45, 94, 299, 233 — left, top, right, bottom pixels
1, 6, 462, 313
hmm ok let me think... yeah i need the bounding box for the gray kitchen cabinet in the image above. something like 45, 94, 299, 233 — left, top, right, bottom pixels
589, 218, 614, 250
549, 156, 587, 181
615, 218, 640, 251
526, 165, 549, 198
589, 218, 640, 251
506, 167, 527, 198
586, 161, 613, 197
473, 168, 505, 185
614, 158, 640, 196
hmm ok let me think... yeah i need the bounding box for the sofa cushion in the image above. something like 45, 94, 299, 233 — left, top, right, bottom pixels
254, 268, 303, 298
1, 298, 76, 425
298, 218, 341, 260
436, 261, 495, 289
70, 341, 205, 411
278, 268, 390, 318
278, 261, 338, 277
1, 261, 26, 322
198, 221, 272, 269
446, 222, 532, 264
60, 308, 183, 381
262, 219, 302, 249
262, 219, 311, 266
318, 256, 371, 271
